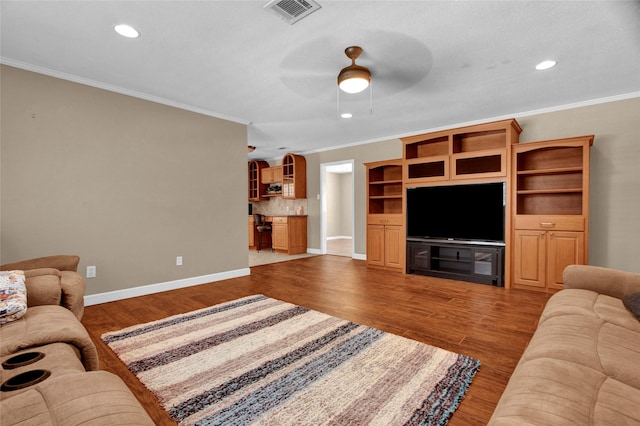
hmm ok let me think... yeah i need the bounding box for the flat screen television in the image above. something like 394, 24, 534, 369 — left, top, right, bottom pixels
406, 182, 505, 243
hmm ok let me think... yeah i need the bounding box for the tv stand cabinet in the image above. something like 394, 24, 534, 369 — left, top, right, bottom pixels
407, 239, 505, 286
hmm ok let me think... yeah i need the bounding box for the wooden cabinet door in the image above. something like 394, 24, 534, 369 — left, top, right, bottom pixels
547, 231, 584, 290
273, 166, 283, 183
248, 217, 255, 248
385, 225, 403, 269
261, 168, 274, 184
286, 217, 307, 254
272, 222, 288, 251
513, 230, 546, 288
367, 225, 385, 267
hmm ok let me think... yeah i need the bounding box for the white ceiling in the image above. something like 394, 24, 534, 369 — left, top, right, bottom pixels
2, 1, 639, 160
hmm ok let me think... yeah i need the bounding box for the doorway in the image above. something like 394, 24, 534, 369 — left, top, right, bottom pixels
320, 160, 355, 257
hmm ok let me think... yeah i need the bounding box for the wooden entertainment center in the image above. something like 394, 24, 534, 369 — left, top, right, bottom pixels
365, 118, 593, 292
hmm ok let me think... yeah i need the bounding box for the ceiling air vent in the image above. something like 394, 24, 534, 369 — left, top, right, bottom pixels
264, 0, 321, 25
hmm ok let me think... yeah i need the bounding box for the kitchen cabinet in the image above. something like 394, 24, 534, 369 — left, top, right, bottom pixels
262, 166, 283, 184
248, 160, 269, 201
282, 154, 306, 199
270, 216, 307, 255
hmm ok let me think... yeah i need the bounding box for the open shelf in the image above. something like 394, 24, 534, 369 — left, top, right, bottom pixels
404, 135, 449, 159
517, 146, 584, 170
369, 164, 402, 182
366, 160, 403, 216
514, 138, 591, 217
369, 198, 403, 215
369, 181, 402, 197
517, 192, 583, 215
453, 129, 507, 153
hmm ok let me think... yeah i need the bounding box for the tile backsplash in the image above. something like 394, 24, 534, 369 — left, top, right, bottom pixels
251, 198, 308, 216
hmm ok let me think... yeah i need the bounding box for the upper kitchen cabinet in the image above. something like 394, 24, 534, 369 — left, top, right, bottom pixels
261, 166, 283, 184
248, 160, 269, 201
282, 153, 306, 199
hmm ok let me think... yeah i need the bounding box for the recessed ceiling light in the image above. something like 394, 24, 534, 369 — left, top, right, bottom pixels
114, 24, 140, 38
535, 60, 557, 70
341, 113, 353, 119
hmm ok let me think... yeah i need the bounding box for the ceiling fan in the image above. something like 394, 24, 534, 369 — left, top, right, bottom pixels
278, 32, 433, 102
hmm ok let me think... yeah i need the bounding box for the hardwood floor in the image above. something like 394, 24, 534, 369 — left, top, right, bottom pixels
81, 256, 551, 425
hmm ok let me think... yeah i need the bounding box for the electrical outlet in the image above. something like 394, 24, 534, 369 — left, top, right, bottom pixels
86, 265, 96, 278
176, 256, 183, 266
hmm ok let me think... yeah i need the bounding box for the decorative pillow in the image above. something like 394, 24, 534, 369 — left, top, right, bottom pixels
622, 292, 640, 321
0, 270, 27, 324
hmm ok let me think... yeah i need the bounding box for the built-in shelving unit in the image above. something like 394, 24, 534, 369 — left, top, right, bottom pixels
511, 135, 593, 292
365, 159, 404, 271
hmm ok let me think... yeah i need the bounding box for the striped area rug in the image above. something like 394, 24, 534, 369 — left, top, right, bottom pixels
102, 295, 480, 426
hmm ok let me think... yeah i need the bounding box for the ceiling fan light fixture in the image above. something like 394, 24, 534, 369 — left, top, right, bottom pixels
114, 24, 140, 38
338, 46, 371, 94
535, 60, 557, 70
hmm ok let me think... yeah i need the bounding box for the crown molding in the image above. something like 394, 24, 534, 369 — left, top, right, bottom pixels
1, 57, 252, 126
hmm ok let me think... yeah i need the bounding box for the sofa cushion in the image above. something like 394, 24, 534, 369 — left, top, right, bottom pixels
0, 342, 85, 401
522, 314, 640, 389
541, 289, 640, 333
0, 271, 27, 324
489, 358, 640, 425
0, 371, 154, 425
24, 273, 63, 308
623, 292, 640, 320
0, 305, 99, 371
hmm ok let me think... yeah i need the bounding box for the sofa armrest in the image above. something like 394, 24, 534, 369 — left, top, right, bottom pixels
563, 265, 640, 299
60, 271, 86, 320
1, 255, 80, 272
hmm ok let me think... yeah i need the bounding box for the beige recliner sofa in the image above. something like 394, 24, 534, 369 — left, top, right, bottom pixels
1, 255, 85, 319
489, 265, 640, 425
0, 256, 153, 425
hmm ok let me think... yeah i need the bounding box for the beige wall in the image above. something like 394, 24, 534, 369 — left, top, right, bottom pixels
304, 97, 640, 273
0, 65, 248, 295
326, 172, 353, 238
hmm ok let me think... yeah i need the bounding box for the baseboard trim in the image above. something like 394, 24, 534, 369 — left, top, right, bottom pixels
353, 253, 366, 261
84, 268, 251, 306
327, 236, 353, 240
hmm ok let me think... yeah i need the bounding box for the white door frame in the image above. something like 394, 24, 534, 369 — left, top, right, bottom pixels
320, 160, 355, 256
